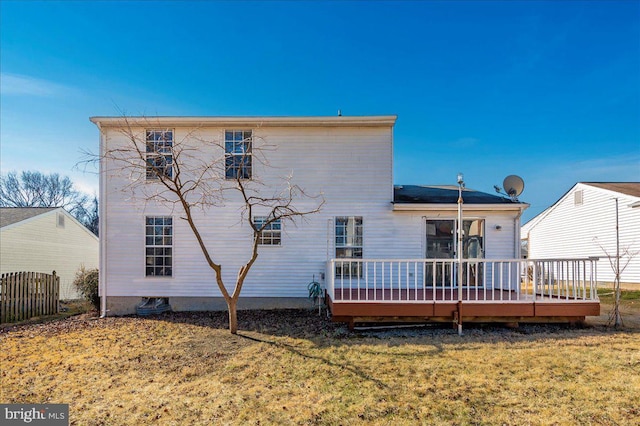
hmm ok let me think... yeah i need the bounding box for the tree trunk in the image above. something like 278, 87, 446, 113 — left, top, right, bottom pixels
614, 278, 622, 328
228, 298, 238, 334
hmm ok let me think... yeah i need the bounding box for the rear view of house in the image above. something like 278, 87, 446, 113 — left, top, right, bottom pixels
522, 182, 640, 287
0, 207, 99, 299
93, 115, 599, 327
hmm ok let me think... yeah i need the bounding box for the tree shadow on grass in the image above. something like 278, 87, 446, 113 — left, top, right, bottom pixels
150, 307, 640, 352
237, 331, 391, 390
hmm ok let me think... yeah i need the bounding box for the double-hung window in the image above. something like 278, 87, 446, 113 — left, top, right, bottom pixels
145, 217, 173, 276
335, 216, 363, 277
253, 216, 282, 245
146, 129, 173, 179
225, 130, 252, 179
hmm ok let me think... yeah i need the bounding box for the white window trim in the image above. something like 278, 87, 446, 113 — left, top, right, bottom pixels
334, 216, 364, 278
144, 216, 174, 278
335, 216, 364, 258
224, 129, 253, 180
145, 129, 174, 180
253, 216, 282, 246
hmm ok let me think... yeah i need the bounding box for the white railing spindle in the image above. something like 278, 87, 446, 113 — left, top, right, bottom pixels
326, 258, 599, 304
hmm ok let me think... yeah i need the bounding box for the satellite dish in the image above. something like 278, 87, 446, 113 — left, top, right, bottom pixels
503, 175, 525, 198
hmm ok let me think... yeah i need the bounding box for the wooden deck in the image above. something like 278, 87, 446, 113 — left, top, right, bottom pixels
326, 288, 600, 328
325, 258, 601, 328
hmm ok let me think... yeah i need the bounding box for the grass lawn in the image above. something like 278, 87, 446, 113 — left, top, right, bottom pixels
1, 296, 639, 425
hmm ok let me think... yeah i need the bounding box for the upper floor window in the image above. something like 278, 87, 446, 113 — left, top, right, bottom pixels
225, 130, 252, 180
145, 216, 172, 277
146, 129, 173, 180
253, 216, 282, 245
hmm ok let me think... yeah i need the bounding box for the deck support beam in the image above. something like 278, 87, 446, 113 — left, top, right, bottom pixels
325, 277, 600, 330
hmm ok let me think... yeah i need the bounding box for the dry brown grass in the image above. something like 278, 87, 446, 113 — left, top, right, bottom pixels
594, 289, 640, 329
1, 301, 639, 426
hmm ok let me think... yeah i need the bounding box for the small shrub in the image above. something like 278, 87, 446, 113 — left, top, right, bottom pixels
73, 266, 100, 311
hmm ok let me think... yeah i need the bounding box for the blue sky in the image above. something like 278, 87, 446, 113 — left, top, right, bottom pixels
1, 0, 638, 223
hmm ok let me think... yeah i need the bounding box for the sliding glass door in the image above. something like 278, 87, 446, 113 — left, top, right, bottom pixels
425, 219, 485, 287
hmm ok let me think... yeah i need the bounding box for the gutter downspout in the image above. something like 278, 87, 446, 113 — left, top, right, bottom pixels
512, 206, 526, 300
97, 122, 108, 318
514, 207, 524, 259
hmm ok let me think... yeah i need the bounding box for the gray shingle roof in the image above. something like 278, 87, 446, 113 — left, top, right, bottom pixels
394, 185, 522, 204
0, 207, 58, 228
582, 182, 640, 198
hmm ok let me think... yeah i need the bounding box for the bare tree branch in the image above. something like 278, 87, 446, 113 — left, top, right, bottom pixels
96, 116, 324, 333
0, 170, 95, 233
593, 236, 639, 327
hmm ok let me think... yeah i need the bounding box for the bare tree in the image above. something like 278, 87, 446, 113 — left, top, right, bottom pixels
592, 198, 639, 328
0, 170, 92, 225
593, 239, 638, 328
74, 195, 99, 236
96, 118, 323, 333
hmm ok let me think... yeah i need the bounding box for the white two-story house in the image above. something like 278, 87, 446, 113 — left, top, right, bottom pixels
93, 116, 598, 326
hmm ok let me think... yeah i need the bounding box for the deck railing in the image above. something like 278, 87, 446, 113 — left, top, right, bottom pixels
326, 258, 599, 303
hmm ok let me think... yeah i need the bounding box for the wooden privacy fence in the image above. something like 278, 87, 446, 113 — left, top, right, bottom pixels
0, 271, 60, 323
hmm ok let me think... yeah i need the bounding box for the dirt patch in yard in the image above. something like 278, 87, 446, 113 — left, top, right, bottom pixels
591, 289, 640, 328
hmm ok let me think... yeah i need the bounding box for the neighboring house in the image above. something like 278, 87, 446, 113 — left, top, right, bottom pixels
522, 182, 640, 286
93, 116, 599, 326
0, 207, 100, 299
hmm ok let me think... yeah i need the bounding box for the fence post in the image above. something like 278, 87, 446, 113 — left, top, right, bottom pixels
53, 271, 59, 314
6, 273, 13, 322
35, 272, 41, 317
28, 272, 33, 320
17, 272, 23, 322
11, 272, 17, 322
41, 272, 46, 317
0, 273, 6, 323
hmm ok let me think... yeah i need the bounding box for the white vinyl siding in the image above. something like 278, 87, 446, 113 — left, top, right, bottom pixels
100, 125, 393, 298
524, 183, 640, 284
0, 209, 99, 299
99, 121, 525, 299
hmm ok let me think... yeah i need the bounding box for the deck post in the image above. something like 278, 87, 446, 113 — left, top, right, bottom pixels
457, 300, 463, 336
456, 173, 464, 336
